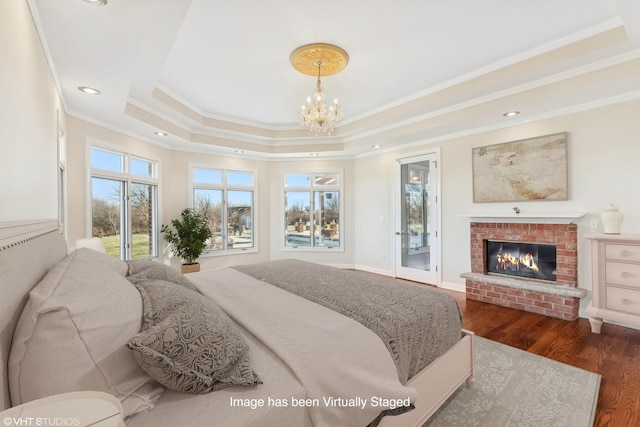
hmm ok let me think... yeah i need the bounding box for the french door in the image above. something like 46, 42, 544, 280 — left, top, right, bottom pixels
89, 147, 159, 260
394, 152, 439, 285
91, 177, 158, 260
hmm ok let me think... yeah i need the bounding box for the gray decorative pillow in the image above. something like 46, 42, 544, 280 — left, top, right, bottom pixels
127, 279, 262, 394
127, 259, 199, 292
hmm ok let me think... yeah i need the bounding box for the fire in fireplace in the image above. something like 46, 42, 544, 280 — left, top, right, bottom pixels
485, 240, 557, 283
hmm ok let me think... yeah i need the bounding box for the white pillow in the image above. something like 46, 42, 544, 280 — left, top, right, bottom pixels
75, 245, 129, 276
8, 249, 164, 416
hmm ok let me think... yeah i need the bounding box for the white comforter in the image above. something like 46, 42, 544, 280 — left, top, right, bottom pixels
190, 268, 417, 427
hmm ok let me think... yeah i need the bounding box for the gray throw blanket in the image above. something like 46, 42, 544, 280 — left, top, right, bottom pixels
233, 259, 462, 384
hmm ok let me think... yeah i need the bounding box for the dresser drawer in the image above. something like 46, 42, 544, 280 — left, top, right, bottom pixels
605, 243, 640, 263
606, 286, 640, 315
605, 261, 640, 288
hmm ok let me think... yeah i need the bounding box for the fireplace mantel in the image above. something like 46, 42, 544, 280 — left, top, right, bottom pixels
460, 212, 585, 224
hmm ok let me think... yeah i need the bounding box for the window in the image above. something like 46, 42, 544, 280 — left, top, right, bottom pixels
57, 112, 67, 232
190, 166, 255, 253
284, 171, 342, 249
90, 147, 159, 260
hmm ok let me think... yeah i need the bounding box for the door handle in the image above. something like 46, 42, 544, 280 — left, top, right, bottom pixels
395, 231, 406, 235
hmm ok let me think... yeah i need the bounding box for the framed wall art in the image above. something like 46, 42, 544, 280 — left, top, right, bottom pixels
472, 132, 568, 202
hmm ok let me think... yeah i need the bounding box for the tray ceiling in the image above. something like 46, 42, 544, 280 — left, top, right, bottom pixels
28, 0, 640, 157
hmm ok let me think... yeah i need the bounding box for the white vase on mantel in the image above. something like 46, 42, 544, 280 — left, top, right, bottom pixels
601, 204, 624, 234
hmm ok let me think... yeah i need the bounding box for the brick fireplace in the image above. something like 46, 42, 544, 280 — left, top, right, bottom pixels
461, 216, 586, 321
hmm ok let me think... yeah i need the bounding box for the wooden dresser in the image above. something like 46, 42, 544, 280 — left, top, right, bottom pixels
586, 234, 640, 333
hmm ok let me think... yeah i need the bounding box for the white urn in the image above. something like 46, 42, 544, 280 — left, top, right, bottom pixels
601, 204, 624, 234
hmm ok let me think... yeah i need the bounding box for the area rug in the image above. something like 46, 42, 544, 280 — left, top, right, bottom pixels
424, 337, 601, 427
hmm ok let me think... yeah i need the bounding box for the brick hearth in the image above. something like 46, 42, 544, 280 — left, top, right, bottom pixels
464, 221, 582, 320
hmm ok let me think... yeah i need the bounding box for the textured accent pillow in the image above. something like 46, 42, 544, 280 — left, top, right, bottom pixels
127, 259, 198, 292
8, 248, 164, 416
127, 279, 262, 394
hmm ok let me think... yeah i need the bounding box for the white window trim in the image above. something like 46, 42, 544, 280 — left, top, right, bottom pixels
281, 169, 344, 252
188, 162, 258, 257
57, 109, 67, 236
85, 139, 161, 259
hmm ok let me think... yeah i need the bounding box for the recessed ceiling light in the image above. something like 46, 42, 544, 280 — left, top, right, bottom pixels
234, 150, 245, 154
78, 86, 101, 95
503, 111, 520, 117
154, 131, 168, 136
310, 153, 320, 156
82, 0, 108, 5
372, 144, 382, 148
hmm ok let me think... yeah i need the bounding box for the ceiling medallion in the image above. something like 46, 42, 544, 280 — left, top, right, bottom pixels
291, 43, 348, 136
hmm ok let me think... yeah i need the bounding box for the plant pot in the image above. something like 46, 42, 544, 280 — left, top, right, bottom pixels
181, 263, 200, 274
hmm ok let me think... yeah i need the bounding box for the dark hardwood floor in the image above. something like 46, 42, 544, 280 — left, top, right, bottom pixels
353, 270, 640, 425
435, 287, 640, 427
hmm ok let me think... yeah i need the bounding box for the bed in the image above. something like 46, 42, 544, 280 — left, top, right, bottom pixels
0, 219, 474, 427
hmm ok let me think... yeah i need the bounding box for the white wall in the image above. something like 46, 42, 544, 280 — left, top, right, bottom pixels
353, 154, 395, 275
354, 99, 640, 315
0, 0, 62, 222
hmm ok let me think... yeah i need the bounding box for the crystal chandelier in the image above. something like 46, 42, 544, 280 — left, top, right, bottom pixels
298, 61, 343, 135
291, 44, 349, 136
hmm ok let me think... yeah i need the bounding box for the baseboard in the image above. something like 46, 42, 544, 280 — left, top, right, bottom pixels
440, 280, 466, 293
326, 263, 356, 270
353, 264, 394, 277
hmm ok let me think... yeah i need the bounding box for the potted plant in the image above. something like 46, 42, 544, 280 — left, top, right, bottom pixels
160, 208, 212, 273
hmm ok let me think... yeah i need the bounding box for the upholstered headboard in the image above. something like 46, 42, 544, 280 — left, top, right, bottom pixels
0, 219, 68, 410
